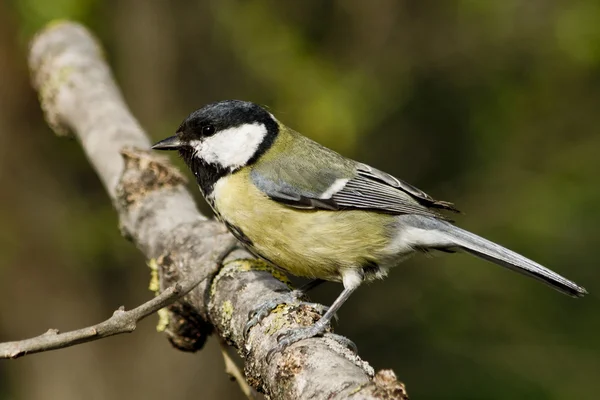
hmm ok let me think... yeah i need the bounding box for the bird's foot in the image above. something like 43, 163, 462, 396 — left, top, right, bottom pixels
243, 290, 328, 339
266, 326, 356, 362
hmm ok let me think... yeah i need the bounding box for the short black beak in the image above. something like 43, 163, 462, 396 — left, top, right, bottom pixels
151, 136, 182, 150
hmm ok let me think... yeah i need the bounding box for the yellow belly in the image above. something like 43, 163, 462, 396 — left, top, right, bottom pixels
212, 170, 396, 281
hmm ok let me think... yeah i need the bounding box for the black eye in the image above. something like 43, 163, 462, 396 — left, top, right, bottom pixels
202, 124, 215, 136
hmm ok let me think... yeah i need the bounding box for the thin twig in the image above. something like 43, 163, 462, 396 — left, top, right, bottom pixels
219, 338, 258, 400
0, 259, 210, 359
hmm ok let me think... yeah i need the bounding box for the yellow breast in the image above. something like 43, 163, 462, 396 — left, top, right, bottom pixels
211, 169, 396, 281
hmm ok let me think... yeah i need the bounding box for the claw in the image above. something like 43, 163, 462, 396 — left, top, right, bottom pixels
264, 283, 358, 362
266, 323, 358, 363
244, 303, 279, 338
267, 325, 323, 362
266, 324, 357, 363
243, 290, 324, 340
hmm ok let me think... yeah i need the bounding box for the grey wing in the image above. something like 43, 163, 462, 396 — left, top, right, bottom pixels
251, 158, 458, 219
352, 163, 460, 213
250, 162, 344, 210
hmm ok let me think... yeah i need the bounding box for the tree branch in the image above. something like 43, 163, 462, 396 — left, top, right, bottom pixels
1, 21, 408, 399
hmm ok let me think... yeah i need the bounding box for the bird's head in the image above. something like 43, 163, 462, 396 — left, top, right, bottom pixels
152, 100, 279, 172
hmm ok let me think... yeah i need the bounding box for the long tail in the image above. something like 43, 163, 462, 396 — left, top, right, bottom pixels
403, 215, 587, 297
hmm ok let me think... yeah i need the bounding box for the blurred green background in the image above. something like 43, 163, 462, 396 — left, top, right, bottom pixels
1, 1, 598, 399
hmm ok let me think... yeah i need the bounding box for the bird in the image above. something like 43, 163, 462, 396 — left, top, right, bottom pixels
152, 99, 587, 356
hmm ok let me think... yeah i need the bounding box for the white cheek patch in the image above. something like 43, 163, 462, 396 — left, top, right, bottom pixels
191, 123, 268, 169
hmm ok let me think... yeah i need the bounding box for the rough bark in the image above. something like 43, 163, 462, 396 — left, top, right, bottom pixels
18, 21, 407, 399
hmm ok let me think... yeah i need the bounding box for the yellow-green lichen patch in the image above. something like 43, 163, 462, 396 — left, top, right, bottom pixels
210, 258, 292, 300
147, 258, 169, 332
156, 308, 169, 332
349, 385, 364, 395
265, 304, 293, 336
147, 258, 160, 293
38, 65, 74, 136
221, 300, 234, 326
210, 258, 290, 298
243, 259, 292, 286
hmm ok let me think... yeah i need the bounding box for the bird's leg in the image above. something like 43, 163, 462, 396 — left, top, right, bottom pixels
243, 279, 327, 339
266, 284, 358, 361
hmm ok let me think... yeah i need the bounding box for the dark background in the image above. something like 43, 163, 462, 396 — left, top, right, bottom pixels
1, 1, 598, 399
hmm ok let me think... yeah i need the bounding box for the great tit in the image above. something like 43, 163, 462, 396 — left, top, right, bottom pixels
152, 100, 587, 353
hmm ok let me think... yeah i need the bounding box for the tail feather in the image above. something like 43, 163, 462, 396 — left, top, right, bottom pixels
406, 216, 587, 298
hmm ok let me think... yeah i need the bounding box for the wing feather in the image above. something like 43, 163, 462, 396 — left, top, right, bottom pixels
331, 174, 450, 218
355, 163, 459, 212
250, 128, 458, 218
